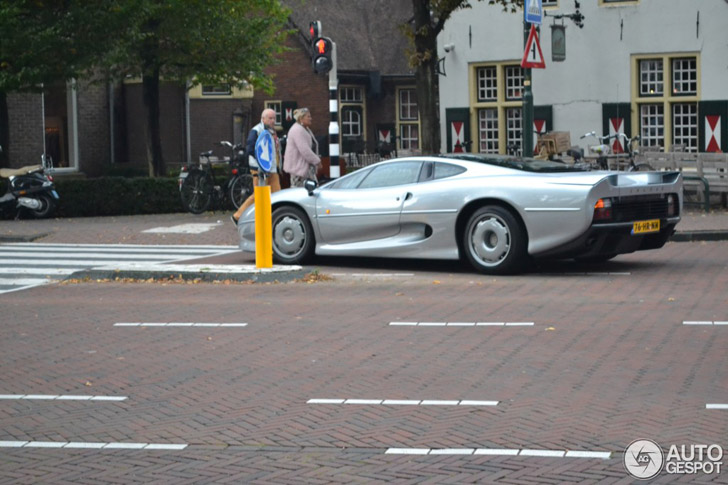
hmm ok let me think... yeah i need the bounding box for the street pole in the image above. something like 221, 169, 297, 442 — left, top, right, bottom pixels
522, 21, 534, 157
328, 42, 340, 178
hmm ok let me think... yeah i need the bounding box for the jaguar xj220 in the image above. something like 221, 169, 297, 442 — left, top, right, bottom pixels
237, 154, 682, 274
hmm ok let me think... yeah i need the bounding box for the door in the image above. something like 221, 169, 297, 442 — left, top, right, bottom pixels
315, 160, 423, 244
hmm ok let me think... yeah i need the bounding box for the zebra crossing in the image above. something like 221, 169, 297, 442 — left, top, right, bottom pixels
0, 243, 238, 294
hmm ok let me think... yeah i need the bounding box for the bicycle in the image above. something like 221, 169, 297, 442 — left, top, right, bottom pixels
179, 141, 254, 214
577, 131, 654, 172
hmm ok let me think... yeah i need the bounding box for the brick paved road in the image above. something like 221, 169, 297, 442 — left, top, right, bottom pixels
1, 240, 726, 483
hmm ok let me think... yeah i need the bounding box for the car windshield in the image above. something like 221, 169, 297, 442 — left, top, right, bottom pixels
439, 154, 588, 173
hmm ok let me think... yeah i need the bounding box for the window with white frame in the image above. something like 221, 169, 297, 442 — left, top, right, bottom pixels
542, 0, 558, 6
633, 54, 699, 151
476, 67, 497, 102
341, 108, 361, 137
202, 84, 232, 95
397, 88, 419, 151
400, 124, 419, 150
471, 63, 523, 155
264, 101, 282, 126
506, 108, 523, 154
478, 109, 499, 153
340, 86, 363, 103
672, 103, 698, 151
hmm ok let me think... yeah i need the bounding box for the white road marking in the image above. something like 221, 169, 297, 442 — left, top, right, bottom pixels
386, 448, 611, 459
308, 399, 498, 406
0, 441, 188, 450
706, 404, 728, 409
329, 273, 415, 277
683, 321, 726, 325
0, 394, 127, 401
142, 223, 222, 234
389, 321, 534, 327
114, 322, 247, 328
0, 278, 55, 286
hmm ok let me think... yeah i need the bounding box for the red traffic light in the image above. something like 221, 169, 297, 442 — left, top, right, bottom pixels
311, 37, 333, 74
315, 38, 330, 54
309, 21, 321, 41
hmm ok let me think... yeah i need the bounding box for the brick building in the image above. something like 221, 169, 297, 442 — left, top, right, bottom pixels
2, 0, 416, 182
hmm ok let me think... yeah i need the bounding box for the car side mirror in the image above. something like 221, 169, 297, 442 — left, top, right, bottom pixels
304, 178, 318, 196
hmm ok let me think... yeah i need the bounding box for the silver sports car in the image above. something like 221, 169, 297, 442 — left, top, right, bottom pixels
238, 154, 682, 274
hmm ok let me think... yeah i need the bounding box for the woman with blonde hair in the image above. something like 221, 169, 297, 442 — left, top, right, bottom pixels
283, 108, 320, 187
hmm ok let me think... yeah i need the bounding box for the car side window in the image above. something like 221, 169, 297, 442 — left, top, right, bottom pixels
357, 161, 423, 189
433, 162, 466, 180
329, 168, 371, 189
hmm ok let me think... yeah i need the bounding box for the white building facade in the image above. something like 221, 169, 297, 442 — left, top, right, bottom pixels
438, 0, 727, 155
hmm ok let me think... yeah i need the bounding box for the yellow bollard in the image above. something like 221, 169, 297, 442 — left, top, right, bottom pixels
254, 185, 273, 268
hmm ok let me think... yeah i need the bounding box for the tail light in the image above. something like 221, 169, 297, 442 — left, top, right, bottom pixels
46, 175, 54, 182
593, 198, 612, 222
231, 168, 238, 175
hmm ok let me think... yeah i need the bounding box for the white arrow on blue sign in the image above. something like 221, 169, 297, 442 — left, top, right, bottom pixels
524, 0, 542, 25
255, 130, 274, 173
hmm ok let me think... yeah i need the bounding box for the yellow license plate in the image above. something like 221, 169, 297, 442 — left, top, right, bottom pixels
632, 219, 660, 234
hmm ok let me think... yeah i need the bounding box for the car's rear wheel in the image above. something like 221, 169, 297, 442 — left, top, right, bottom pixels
462, 205, 527, 274
271, 206, 315, 265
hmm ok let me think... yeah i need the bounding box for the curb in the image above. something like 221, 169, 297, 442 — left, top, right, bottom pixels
670, 231, 728, 242
0, 232, 51, 243
68, 263, 308, 284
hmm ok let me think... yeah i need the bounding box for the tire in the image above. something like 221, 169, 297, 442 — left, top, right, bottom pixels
462, 205, 527, 275
26, 193, 56, 219
229, 173, 254, 209
271, 206, 315, 265
629, 163, 654, 172
180, 170, 213, 214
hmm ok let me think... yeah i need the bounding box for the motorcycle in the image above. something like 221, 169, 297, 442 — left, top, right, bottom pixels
0, 150, 59, 219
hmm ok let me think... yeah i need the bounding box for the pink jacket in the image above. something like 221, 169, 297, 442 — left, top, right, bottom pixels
283, 123, 320, 177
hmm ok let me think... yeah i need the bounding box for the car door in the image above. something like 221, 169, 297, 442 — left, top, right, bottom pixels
315, 160, 423, 244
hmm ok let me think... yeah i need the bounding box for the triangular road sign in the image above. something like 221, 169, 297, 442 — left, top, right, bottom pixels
521, 25, 546, 69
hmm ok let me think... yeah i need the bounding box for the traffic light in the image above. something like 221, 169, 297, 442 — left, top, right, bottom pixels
309, 21, 321, 42
312, 37, 333, 74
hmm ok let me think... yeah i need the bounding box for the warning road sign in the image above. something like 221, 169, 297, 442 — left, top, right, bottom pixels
521, 25, 545, 69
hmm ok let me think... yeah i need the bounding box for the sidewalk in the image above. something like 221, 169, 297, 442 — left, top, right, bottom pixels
0, 209, 726, 280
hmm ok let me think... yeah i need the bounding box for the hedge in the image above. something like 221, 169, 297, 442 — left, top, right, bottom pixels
53, 176, 183, 217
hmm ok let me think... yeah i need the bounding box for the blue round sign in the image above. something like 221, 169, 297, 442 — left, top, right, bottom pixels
255, 130, 274, 173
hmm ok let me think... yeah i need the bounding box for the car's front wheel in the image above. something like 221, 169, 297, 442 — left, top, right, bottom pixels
271, 206, 315, 264
462, 205, 527, 274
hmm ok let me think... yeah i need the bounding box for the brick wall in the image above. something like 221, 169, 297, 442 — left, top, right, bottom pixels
189, 99, 252, 164
6, 93, 45, 169
76, 80, 110, 177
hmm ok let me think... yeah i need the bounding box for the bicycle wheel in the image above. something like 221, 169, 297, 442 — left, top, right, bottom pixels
180, 170, 214, 214
229, 173, 254, 209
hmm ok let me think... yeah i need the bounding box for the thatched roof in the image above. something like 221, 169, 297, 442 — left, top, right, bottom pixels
285, 0, 414, 77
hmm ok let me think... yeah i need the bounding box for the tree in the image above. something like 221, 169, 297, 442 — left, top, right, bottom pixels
108, 0, 291, 176
405, 0, 520, 154
0, 1, 126, 166
0, 0, 291, 176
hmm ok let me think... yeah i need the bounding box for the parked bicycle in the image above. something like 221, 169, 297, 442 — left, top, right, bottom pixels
179, 141, 254, 214
576, 131, 654, 171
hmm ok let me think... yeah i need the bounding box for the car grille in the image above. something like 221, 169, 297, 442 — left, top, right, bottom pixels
611, 194, 678, 222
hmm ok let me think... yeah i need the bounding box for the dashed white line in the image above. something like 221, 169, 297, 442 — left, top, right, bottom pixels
0, 394, 127, 401
0, 441, 187, 450
385, 448, 611, 459
706, 404, 728, 409
308, 399, 498, 406
114, 322, 247, 328
389, 321, 534, 327
683, 321, 727, 325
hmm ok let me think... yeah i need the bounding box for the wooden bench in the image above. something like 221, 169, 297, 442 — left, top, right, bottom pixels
698, 153, 728, 208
